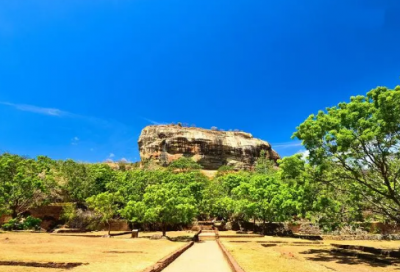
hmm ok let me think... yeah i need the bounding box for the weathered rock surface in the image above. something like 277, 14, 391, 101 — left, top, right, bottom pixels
138, 125, 280, 170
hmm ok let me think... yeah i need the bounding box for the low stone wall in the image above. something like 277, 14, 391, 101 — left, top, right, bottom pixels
322, 234, 400, 240
141, 241, 194, 272
0, 215, 12, 225
28, 205, 66, 230
217, 239, 245, 272
97, 220, 131, 231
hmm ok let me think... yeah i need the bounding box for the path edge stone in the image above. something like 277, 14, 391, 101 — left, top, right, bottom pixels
216, 239, 246, 272
141, 241, 194, 272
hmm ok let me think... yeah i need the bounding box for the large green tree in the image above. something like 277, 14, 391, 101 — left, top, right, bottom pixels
0, 154, 47, 218
294, 86, 400, 222
121, 173, 200, 236
279, 154, 362, 231
233, 173, 296, 233
86, 192, 123, 236
61, 161, 115, 203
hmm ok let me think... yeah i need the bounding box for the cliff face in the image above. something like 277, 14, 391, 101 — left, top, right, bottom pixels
138, 125, 280, 170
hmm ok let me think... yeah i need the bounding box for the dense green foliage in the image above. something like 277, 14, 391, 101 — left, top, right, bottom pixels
86, 192, 123, 235
294, 85, 400, 223
1, 85, 400, 234
2, 216, 42, 231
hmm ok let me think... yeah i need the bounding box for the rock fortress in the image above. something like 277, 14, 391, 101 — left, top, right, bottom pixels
138, 124, 280, 170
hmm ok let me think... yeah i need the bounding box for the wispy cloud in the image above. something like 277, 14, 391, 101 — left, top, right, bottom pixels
0, 101, 114, 128
109, 153, 115, 158
0, 101, 67, 116
141, 117, 165, 125
71, 137, 79, 145
271, 141, 303, 148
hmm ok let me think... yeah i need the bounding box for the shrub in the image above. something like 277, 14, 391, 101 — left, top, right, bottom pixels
1, 216, 42, 231
299, 223, 322, 235
62, 206, 102, 230
168, 157, 203, 171
23, 216, 42, 230
2, 219, 23, 231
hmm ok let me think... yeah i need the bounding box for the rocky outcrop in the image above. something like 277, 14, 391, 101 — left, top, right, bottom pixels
138, 125, 280, 170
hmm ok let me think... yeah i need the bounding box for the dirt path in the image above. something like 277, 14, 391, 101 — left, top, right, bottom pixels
162, 241, 232, 272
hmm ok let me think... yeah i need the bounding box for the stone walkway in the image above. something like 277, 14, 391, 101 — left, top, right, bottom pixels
162, 241, 232, 272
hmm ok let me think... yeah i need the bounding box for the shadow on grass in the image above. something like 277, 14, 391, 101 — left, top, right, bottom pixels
300, 248, 400, 268
166, 235, 194, 242
0, 261, 87, 269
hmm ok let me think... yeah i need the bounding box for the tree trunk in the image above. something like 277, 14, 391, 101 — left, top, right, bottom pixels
11, 206, 18, 219
263, 218, 266, 235
107, 221, 111, 236
253, 217, 256, 232
162, 224, 166, 237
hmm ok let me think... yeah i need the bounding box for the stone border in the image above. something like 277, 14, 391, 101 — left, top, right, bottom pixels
193, 229, 202, 242
51, 231, 132, 238
218, 235, 264, 238
141, 241, 194, 272
216, 239, 246, 272
322, 234, 400, 241
214, 228, 245, 272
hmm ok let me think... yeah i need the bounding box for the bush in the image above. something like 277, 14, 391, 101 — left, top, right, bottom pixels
299, 223, 322, 235
1, 216, 42, 231
2, 219, 23, 231
63, 207, 102, 230
23, 216, 42, 230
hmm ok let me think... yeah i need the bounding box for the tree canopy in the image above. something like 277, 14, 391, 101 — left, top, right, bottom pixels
294, 86, 400, 222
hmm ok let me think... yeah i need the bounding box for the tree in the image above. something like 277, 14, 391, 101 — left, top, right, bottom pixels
61, 161, 115, 203
293, 86, 400, 222
255, 150, 276, 174
0, 154, 47, 218
130, 181, 197, 236
278, 154, 359, 231
86, 192, 123, 236
233, 173, 296, 233
60, 160, 90, 203
110, 169, 167, 202
168, 157, 203, 171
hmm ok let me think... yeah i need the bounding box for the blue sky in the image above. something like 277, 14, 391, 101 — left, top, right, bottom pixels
0, 0, 399, 162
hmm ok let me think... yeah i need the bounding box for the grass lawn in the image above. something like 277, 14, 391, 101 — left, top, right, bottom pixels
0, 232, 186, 272
222, 236, 400, 272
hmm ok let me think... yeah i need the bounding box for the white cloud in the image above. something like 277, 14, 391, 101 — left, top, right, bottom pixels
109, 153, 115, 158
120, 158, 129, 163
0, 101, 66, 116
71, 136, 79, 145
141, 117, 166, 125
297, 149, 310, 161
272, 141, 303, 148
0, 101, 111, 127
